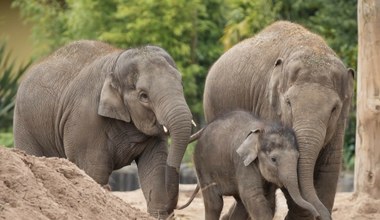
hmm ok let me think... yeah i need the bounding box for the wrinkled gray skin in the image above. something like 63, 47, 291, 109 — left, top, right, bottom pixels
204, 21, 354, 220
13, 40, 192, 218
193, 111, 319, 220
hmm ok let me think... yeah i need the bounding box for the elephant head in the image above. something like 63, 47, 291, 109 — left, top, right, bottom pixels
98, 46, 192, 210
268, 49, 355, 219
236, 125, 320, 219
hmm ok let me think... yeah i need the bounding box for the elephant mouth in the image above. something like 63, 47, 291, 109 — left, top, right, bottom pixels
153, 118, 170, 136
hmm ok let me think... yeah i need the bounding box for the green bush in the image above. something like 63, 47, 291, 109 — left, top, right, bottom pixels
0, 41, 31, 132
0, 132, 14, 148
182, 141, 196, 164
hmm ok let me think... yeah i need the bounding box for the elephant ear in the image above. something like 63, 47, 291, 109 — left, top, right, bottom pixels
268, 58, 283, 116
98, 73, 131, 122
236, 129, 261, 166
344, 68, 355, 101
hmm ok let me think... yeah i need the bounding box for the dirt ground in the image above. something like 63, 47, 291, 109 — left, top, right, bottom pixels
114, 185, 380, 220
1, 147, 380, 220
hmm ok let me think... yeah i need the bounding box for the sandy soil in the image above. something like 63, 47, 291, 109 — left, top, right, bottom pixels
115, 186, 380, 220
0, 147, 153, 220
1, 147, 379, 220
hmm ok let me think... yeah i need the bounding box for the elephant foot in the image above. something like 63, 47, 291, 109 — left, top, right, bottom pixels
148, 209, 171, 220
102, 184, 112, 191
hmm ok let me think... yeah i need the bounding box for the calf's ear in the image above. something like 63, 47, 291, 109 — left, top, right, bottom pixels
236, 129, 261, 166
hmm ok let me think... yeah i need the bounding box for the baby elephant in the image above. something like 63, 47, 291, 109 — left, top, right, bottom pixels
193, 111, 319, 220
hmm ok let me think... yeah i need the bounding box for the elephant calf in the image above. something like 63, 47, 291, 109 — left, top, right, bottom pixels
193, 111, 319, 220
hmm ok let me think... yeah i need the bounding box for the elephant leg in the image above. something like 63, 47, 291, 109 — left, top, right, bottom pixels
201, 185, 224, 220
222, 199, 249, 220
66, 142, 112, 186
265, 184, 277, 216
63, 119, 113, 186
13, 120, 44, 157
238, 184, 273, 220
136, 138, 169, 219
314, 145, 342, 212
14, 138, 44, 157
236, 169, 273, 219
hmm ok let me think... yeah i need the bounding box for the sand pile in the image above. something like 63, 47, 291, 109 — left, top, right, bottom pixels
0, 147, 153, 220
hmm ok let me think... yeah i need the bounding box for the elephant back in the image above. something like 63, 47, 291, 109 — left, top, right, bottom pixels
203, 21, 340, 123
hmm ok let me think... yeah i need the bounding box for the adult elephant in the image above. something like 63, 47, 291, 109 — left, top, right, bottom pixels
203, 21, 354, 220
13, 40, 193, 219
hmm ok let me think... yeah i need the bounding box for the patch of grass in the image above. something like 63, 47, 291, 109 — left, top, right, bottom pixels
0, 132, 14, 148
182, 141, 196, 164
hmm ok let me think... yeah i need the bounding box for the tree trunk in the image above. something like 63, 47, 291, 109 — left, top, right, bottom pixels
355, 0, 380, 199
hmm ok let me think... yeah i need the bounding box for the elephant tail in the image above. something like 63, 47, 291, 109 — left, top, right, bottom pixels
188, 127, 205, 143
176, 184, 200, 210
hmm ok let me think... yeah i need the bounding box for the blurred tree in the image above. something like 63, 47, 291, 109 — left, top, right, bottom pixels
221, 0, 281, 49
12, 0, 69, 57
0, 41, 30, 132
65, 0, 116, 41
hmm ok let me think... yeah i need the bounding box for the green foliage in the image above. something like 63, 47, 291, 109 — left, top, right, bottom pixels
11, 0, 116, 57
343, 109, 356, 171
182, 141, 196, 164
65, 0, 116, 41
0, 41, 30, 132
12, 0, 68, 57
222, 0, 281, 49
0, 132, 14, 148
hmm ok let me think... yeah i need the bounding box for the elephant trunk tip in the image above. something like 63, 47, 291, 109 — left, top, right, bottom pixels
310, 206, 321, 220
293, 195, 321, 219
281, 175, 322, 220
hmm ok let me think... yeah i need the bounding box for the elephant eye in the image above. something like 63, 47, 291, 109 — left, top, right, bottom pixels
270, 157, 277, 163
332, 104, 339, 113
139, 92, 149, 102
285, 98, 291, 107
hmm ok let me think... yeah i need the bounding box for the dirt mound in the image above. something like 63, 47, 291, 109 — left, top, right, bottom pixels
0, 147, 153, 220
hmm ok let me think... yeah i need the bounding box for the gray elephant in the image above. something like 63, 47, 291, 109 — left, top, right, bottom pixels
190, 111, 319, 220
203, 21, 354, 220
13, 40, 193, 218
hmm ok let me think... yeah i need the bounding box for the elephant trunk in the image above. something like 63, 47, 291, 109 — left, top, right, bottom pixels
279, 156, 320, 219
159, 95, 192, 211
294, 120, 332, 220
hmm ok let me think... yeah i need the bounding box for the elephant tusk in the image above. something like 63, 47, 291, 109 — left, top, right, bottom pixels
163, 125, 168, 133
191, 120, 197, 127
